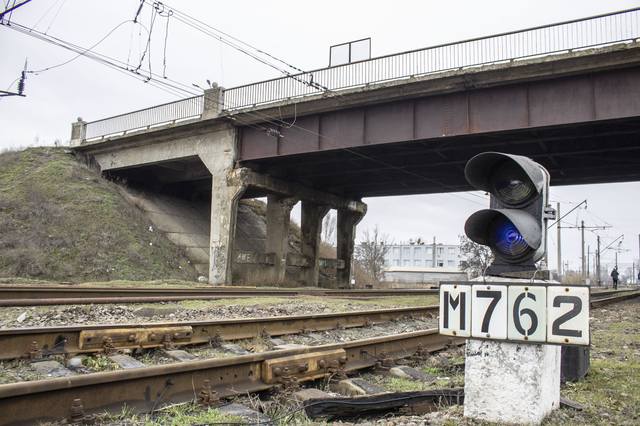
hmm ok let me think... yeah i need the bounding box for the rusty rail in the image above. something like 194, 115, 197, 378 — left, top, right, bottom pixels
0, 306, 438, 361
0, 285, 621, 307
590, 289, 640, 308
0, 328, 459, 425
0, 285, 437, 305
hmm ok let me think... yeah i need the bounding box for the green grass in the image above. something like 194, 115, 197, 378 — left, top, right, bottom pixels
94, 403, 243, 425
543, 300, 640, 425
0, 148, 197, 282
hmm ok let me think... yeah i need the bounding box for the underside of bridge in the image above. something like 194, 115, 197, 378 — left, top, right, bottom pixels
103, 156, 363, 288
240, 117, 640, 198
238, 59, 640, 198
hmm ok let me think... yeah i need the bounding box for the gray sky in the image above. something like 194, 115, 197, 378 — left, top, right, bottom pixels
2, 0, 640, 273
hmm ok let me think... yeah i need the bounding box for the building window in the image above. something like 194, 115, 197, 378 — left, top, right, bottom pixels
403, 247, 411, 257
425, 260, 433, 267
448, 247, 456, 255
426, 247, 432, 256
403, 259, 410, 266
437, 247, 444, 255
414, 259, 422, 266
393, 247, 401, 257
414, 247, 422, 256
438, 261, 444, 267
394, 260, 400, 266
448, 260, 456, 266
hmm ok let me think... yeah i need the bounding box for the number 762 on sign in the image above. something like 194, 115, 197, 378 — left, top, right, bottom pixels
439, 282, 590, 346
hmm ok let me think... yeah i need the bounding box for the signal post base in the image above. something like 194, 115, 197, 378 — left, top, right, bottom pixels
464, 338, 561, 424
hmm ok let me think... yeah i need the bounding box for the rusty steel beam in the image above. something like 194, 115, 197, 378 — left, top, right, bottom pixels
0, 285, 437, 301
239, 67, 640, 161
0, 329, 460, 426
0, 306, 438, 361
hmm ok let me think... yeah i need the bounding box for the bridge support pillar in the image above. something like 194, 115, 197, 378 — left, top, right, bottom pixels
209, 176, 246, 285
337, 207, 365, 287
266, 194, 298, 284
301, 201, 330, 287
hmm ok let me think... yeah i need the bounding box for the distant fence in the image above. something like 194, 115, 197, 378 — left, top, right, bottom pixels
84, 8, 640, 140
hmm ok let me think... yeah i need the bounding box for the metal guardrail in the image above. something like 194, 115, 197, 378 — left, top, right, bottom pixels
85, 95, 203, 140
83, 8, 640, 140
223, 7, 640, 110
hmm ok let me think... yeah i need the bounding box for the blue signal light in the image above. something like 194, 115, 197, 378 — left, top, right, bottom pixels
489, 216, 531, 258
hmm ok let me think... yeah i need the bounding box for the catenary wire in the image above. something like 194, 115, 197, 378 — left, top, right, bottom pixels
2, 20, 199, 97
44, 0, 66, 34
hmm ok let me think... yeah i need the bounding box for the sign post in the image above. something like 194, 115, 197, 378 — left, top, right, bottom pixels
443, 152, 591, 424
440, 280, 590, 423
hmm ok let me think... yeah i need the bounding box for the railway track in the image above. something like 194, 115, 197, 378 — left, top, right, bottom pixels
0, 289, 636, 425
0, 285, 438, 306
0, 328, 459, 425
0, 306, 438, 361
0, 290, 634, 361
589, 289, 640, 308
0, 285, 626, 307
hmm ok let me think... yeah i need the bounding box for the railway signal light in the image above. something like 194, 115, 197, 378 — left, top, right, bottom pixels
464, 152, 555, 275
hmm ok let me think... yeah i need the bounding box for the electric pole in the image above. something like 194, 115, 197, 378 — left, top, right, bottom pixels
596, 236, 601, 286
560, 219, 610, 282
557, 202, 561, 279
587, 245, 590, 278
581, 221, 586, 278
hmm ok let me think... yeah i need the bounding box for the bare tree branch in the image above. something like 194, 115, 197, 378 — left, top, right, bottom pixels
355, 226, 391, 284
458, 234, 493, 278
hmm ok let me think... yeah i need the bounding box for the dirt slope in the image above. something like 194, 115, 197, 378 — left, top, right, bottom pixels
0, 147, 197, 282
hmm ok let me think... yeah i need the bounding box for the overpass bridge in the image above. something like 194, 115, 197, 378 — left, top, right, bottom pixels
71, 8, 640, 286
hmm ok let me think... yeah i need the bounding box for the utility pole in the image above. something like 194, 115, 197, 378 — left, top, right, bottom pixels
587, 245, 590, 278
581, 221, 586, 278
556, 202, 561, 279
597, 236, 601, 286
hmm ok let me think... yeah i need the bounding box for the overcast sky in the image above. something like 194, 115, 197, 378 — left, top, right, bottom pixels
2, 0, 640, 274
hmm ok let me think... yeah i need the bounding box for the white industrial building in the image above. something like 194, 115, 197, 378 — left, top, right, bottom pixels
382, 241, 467, 285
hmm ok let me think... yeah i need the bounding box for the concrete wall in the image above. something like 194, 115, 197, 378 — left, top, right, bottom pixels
120, 188, 211, 276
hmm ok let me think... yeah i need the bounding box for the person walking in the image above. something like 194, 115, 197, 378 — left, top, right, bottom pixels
611, 267, 619, 289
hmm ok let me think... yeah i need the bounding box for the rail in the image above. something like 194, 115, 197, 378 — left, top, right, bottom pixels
82, 8, 640, 139
0, 305, 438, 360
0, 329, 460, 425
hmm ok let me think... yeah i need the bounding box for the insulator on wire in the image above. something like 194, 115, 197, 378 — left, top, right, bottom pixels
17, 71, 26, 95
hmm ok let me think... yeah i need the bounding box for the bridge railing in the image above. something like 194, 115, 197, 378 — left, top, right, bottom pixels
85, 95, 203, 141
223, 7, 640, 110
82, 8, 639, 140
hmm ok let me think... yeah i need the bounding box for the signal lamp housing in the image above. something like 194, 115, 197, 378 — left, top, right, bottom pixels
464, 152, 555, 275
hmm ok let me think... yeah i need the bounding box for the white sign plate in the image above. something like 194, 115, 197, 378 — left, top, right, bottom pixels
547, 286, 590, 345
471, 284, 507, 340
507, 285, 547, 343
439, 282, 590, 346
439, 283, 472, 337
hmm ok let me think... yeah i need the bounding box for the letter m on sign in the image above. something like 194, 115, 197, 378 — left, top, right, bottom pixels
439, 284, 471, 337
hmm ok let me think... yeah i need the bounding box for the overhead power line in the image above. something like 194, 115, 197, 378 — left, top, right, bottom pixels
1, 20, 200, 98
141, 0, 328, 92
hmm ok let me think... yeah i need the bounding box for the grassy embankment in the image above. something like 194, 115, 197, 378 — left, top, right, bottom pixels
0, 147, 197, 283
